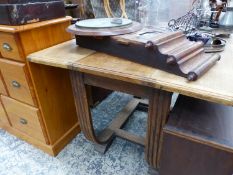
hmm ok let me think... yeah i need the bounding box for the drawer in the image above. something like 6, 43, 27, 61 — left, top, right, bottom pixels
1, 96, 46, 143
0, 99, 9, 125
0, 74, 7, 96
0, 32, 24, 61
0, 59, 35, 106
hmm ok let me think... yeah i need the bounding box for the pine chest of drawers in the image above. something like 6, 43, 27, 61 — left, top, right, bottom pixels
0, 17, 81, 156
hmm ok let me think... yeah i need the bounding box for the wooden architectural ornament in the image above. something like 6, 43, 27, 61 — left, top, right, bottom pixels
144, 31, 221, 81
67, 25, 221, 81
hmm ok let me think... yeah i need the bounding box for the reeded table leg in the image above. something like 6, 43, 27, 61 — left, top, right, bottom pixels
70, 71, 100, 144
146, 90, 172, 174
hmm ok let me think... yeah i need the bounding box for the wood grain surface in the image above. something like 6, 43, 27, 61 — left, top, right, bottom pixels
28, 63, 79, 145
0, 98, 10, 125
0, 17, 72, 33
0, 32, 25, 61
1, 95, 47, 143
0, 74, 8, 96
28, 40, 95, 68
0, 58, 37, 106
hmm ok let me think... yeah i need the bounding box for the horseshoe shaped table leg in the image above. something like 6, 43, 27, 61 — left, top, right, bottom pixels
70, 70, 111, 151
69, 70, 142, 153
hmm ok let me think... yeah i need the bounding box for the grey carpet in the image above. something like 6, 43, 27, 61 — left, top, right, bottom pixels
0, 92, 150, 175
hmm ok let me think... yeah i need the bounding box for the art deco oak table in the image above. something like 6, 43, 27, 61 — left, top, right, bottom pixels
27, 37, 233, 174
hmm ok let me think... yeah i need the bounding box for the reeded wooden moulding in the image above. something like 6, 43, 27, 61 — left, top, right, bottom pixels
144, 31, 221, 81
68, 28, 221, 81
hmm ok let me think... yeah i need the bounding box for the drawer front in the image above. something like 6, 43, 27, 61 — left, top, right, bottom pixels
0, 59, 35, 106
0, 74, 7, 95
0, 32, 24, 61
0, 99, 9, 125
1, 95, 46, 143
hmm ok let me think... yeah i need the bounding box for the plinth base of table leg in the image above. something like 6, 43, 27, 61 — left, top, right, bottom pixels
137, 100, 149, 112
94, 138, 114, 154
148, 167, 160, 175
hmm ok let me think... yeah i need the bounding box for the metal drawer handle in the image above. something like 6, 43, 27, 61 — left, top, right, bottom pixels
2, 43, 12, 52
20, 118, 28, 125
12, 81, 21, 88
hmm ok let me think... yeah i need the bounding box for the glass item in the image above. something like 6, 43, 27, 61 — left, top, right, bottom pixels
76, 18, 133, 28
219, 7, 233, 28
200, 0, 212, 21
138, 0, 149, 26
144, 0, 194, 27
82, 0, 195, 28
167, 1, 203, 34
89, 0, 140, 21
161, 1, 191, 20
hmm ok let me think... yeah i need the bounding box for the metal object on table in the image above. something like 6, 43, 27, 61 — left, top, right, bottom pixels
209, 0, 228, 21
168, 0, 202, 34
204, 37, 226, 53
219, 7, 233, 29
168, 11, 199, 34
208, 0, 233, 32
187, 32, 227, 53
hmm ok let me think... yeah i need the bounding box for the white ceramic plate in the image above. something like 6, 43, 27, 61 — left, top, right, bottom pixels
76, 18, 133, 29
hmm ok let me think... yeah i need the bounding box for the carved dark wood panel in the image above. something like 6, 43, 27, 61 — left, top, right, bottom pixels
67, 27, 221, 81
0, 0, 65, 25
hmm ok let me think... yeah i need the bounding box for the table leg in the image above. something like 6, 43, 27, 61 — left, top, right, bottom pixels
146, 90, 172, 174
70, 70, 100, 144
69, 71, 143, 153
70, 70, 172, 173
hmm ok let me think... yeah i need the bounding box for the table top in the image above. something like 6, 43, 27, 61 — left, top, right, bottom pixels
28, 38, 233, 106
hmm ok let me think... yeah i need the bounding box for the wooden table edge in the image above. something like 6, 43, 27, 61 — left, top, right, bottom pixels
72, 63, 233, 107
27, 46, 233, 107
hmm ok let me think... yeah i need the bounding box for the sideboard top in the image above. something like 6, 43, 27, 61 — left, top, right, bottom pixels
0, 16, 72, 33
